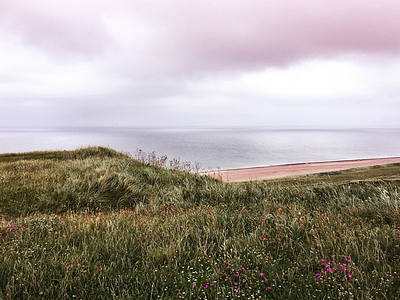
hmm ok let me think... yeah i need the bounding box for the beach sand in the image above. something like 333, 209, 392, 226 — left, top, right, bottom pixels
204, 157, 400, 182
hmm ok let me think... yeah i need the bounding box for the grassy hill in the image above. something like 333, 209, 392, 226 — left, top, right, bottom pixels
1, 147, 400, 299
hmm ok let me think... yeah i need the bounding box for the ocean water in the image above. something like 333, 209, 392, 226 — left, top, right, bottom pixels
1, 127, 400, 170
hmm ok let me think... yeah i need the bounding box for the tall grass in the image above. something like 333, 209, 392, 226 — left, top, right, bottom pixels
1, 147, 400, 299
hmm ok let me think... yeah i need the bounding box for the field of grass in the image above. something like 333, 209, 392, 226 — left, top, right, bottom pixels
1, 146, 400, 299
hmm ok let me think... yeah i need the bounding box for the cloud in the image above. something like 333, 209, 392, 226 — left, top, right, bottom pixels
126, 0, 400, 71
0, 0, 113, 58
1, 0, 400, 128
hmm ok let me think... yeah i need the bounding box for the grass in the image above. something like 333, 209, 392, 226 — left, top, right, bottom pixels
1, 146, 400, 299
265, 163, 400, 187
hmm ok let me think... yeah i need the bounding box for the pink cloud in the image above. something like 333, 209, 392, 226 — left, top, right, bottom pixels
0, 0, 112, 58
134, 0, 400, 69
2, 0, 400, 69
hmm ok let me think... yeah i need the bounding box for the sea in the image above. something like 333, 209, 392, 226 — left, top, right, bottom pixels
1, 127, 400, 170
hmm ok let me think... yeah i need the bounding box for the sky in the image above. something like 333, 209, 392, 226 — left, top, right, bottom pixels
1, 0, 400, 128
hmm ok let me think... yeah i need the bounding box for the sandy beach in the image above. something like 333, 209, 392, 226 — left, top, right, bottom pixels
204, 157, 400, 182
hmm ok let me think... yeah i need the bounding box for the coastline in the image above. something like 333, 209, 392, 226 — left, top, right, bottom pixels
204, 157, 400, 182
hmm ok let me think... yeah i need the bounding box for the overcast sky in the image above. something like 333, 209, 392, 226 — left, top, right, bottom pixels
1, 0, 400, 128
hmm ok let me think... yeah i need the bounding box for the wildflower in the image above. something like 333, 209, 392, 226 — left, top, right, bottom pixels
260, 273, 264, 276
265, 279, 268, 282
217, 269, 220, 272
279, 208, 282, 212
268, 287, 272, 290
205, 285, 208, 288
348, 274, 352, 278
234, 282, 238, 285
192, 284, 195, 288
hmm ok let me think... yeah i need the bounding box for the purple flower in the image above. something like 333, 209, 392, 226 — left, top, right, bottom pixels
268, 287, 272, 290
260, 273, 264, 276
348, 274, 352, 278
234, 282, 238, 285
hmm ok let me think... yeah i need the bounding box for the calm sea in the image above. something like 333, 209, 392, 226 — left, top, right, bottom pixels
1, 127, 400, 170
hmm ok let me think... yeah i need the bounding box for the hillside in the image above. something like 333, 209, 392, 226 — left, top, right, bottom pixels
1, 147, 400, 299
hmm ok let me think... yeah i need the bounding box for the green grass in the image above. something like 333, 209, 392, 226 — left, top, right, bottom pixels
1, 146, 400, 299
262, 163, 400, 187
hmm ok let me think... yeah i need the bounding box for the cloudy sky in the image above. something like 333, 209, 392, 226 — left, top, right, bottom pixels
1, 0, 400, 128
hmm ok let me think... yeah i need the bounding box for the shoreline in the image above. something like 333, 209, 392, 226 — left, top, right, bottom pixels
203, 157, 400, 182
